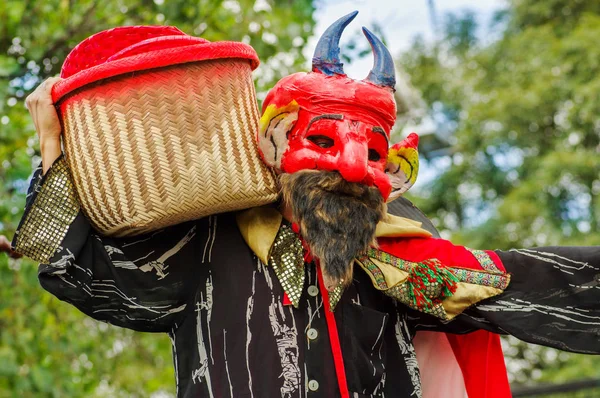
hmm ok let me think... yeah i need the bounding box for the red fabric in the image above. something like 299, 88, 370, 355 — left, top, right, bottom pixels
447, 331, 511, 398
282, 292, 292, 306
317, 265, 350, 398
52, 25, 259, 102
413, 331, 468, 397
486, 250, 505, 272
379, 236, 510, 396
378, 236, 506, 273
291, 222, 301, 234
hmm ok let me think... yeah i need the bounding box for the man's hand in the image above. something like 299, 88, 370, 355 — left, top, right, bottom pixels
0, 235, 22, 259
25, 77, 63, 174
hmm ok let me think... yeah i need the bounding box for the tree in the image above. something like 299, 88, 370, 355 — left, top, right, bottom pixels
0, 1, 316, 396
397, 0, 600, 387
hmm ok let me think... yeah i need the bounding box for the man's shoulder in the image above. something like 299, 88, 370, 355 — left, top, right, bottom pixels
386, 197, 440, 238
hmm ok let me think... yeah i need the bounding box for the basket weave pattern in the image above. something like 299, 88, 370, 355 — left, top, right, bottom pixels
59, 59, 278, 236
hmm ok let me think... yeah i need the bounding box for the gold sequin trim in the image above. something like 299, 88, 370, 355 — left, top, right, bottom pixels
13, 156, 80, 263
328, 284, 344, 311
268, 224, 305, 308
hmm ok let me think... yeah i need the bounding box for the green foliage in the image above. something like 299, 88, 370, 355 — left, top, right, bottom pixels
0, 256, 174, 397
400, 0, 600, 387
0, 1, 315, 396
400, 0, 600, 247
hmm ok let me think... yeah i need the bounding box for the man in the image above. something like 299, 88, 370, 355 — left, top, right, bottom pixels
2, 12, 600, 398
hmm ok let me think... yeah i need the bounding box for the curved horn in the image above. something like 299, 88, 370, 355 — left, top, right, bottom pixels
312, 11, 358, 75
362, 27, 396, 89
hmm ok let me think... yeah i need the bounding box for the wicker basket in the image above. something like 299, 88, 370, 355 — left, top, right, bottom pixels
56, 58, 278, 236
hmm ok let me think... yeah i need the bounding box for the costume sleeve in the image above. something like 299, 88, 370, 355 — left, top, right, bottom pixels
409, 246, 600, 354
11, 155, 205, 333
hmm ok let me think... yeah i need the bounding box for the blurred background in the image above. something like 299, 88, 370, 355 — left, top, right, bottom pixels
1, 0, 599, 396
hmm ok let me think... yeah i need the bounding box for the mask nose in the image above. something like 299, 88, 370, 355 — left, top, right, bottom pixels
337, 137, 369, 183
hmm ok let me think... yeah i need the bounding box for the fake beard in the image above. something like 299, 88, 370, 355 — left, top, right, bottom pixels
280, 170, 386, 291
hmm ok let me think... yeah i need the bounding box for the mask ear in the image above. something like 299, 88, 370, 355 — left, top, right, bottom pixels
257, 100, 299, 169
386, 132, 419, 202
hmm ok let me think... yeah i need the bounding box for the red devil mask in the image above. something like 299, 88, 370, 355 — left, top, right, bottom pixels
258, 11, 418, 201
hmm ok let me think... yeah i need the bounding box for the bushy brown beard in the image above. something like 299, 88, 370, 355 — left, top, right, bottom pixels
279, 170, 386, 291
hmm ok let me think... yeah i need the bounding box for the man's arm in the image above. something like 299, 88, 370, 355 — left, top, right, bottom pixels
387, 197, 600, 353
4, 77, 206, 333
9, 155, 207, 333
468, 246, 599, 353
408, 245, 600, 354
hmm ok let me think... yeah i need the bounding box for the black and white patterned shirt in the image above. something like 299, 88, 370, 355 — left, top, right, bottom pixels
13, 161, 600, 397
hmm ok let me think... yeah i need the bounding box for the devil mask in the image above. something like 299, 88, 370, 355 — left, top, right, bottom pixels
258, 11, 419, 202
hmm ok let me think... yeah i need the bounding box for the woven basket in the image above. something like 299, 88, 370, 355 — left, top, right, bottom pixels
57, 59, 278, 237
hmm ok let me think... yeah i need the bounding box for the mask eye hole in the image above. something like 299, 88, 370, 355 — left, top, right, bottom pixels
307, 135, 334, 148
368, 149, 381, 162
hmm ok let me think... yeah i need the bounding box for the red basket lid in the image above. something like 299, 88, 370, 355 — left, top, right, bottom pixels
52, 25, 260, 102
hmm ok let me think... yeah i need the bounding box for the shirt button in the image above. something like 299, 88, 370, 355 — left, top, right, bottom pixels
307, 285, 319, 297
308, 379, 319, 391
307, 328, 318, 340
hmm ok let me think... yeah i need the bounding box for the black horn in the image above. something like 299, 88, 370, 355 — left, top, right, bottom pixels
312, 11, 358, 75
362, 27, 396, 89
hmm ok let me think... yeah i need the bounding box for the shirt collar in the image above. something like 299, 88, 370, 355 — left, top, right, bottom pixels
235, 206, 432, 310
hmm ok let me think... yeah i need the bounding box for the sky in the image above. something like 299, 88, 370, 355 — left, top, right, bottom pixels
305, 0, 507, 79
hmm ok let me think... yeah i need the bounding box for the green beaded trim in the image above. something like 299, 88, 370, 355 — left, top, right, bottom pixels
466, 248, 501, 273
367, 248, 509, 289
268, 224, 305, 308
451, 268, 509, 290
359, 256, 388, 289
